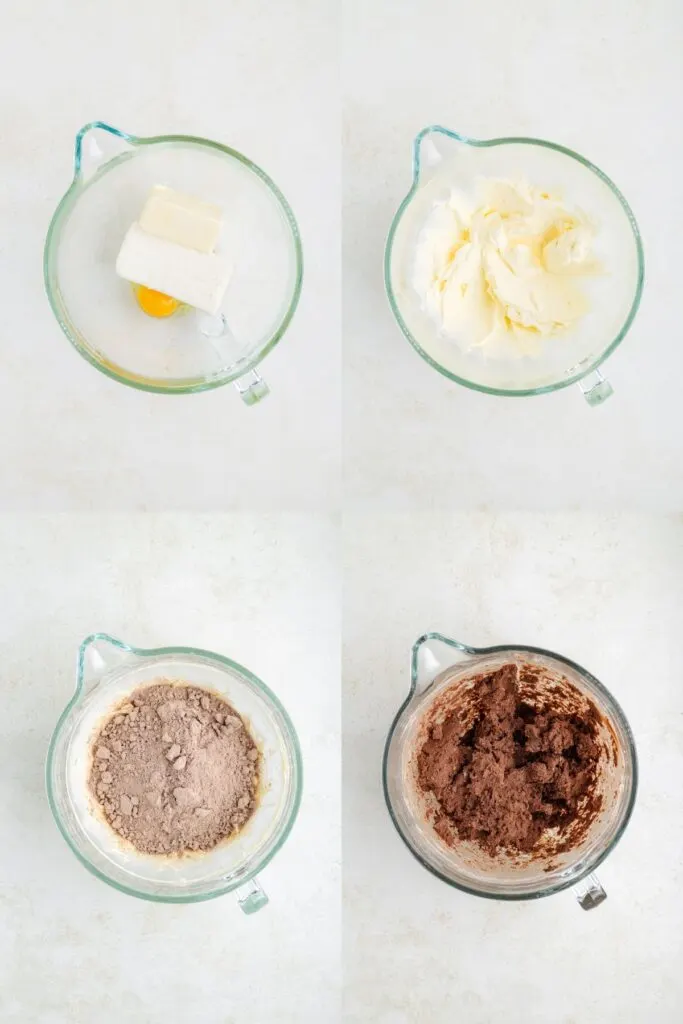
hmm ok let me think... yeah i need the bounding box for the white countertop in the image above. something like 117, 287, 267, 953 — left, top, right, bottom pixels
343, 512, 683, 1023
0, 514, 340, 1023
344, 0, 683, 511
2, 1, 682, 1021
0, 1, 339, 512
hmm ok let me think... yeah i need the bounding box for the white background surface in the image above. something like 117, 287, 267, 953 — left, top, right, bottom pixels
343, 0, 683, 510
343, 512, 683, 1023
2, 1, 682, 1021
0, 514, 340, 1024
0, 0, 339, 511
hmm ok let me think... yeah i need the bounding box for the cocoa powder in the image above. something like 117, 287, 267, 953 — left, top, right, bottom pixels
88, 681, 260, 855
417, 663, 604, 858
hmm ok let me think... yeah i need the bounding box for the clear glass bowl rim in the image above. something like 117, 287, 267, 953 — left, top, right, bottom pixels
45, 633, 304, 903
382, 635, 639, 901
384, 125, 645, 397
43, 122, 304, 394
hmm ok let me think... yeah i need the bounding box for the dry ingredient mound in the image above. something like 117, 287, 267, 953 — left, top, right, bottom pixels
88, 681, 260, 855
417, 663, 603, 858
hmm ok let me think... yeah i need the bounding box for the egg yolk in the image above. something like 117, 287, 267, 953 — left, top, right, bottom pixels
134, 285, 181, 318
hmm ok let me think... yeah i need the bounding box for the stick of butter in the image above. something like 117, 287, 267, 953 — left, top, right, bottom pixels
138, 185, 222, 254
116, 223, 232, 315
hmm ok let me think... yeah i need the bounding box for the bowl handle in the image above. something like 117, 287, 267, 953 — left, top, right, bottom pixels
410, 633, 476, 697
235, 877, 269, 914
578, 369, 614, 406
572, 871, 607, 910
195, 315, 270, 405
233, 369, 270, 406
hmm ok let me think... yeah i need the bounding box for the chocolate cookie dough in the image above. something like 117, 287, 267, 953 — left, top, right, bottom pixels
417, 663, 603, 857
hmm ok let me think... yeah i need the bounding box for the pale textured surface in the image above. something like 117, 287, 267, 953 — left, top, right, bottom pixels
343, 0, 683, 509
344, 513, 683, 1024
0, 514, 340, 1024
0, 0, 339, 511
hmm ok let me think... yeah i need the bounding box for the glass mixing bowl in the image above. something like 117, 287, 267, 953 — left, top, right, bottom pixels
46, 634, 302, 911
385, 126, 644, 404
44, 122, 303, 401
383, 633, 637, 909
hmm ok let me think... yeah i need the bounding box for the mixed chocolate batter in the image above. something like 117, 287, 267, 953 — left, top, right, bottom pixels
417, 663, 604, 858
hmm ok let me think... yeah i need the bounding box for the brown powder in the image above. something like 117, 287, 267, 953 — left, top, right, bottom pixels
88, 681, 260, 855
416, 663, 603, 858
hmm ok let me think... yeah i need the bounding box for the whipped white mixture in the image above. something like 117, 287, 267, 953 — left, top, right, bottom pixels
412, 179, 601, 355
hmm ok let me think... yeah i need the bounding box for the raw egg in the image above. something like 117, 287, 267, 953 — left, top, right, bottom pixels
134, 284, 181, 318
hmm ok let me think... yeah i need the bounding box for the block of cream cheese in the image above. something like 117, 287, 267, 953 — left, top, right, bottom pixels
139, 185, 222, 253
116, 223, 232, 315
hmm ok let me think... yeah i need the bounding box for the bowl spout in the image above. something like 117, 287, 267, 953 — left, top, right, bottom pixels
413, 125, 474, 186
74, 122, 136, 183
76, 633, 135, 697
